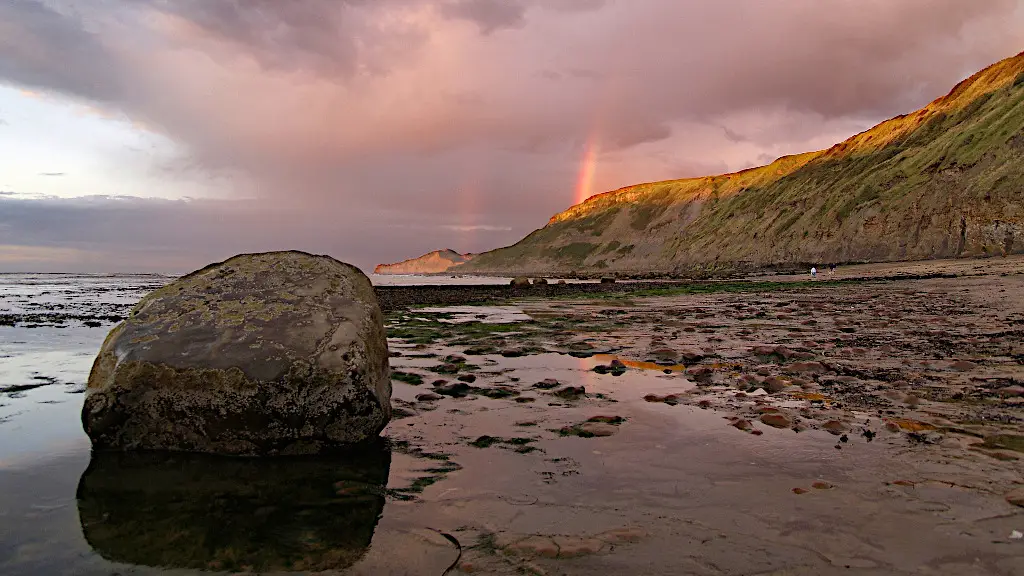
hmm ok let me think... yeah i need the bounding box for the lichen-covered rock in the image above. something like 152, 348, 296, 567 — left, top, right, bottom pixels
82, 251, 391, 455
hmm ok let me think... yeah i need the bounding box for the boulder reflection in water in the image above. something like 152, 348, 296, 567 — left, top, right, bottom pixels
76, 441, 390, 573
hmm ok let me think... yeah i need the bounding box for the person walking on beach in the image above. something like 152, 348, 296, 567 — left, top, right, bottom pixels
829, 263, 836, 276
810, 266, 817, 279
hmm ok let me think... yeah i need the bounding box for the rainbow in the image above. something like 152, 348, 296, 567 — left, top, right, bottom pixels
573, 133, 600, 206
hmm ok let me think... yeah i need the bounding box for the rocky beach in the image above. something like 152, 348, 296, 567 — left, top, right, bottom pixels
3, 5, 1024, 575
1, 256, 1022, 574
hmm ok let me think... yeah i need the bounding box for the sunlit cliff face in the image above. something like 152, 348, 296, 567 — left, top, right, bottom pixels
550, 50, 1024, 225
1, 0, 1023, 272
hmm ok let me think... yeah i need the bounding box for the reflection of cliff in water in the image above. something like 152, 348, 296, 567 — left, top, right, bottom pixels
76, 441, 391, 573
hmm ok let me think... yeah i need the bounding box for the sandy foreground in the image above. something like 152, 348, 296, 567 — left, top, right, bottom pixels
374, 256, 1024, 575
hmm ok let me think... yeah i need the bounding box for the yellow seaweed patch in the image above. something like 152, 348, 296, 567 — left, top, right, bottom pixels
788, 392, 828, 402
592, 354, 685, 372
886, 418, 937, 432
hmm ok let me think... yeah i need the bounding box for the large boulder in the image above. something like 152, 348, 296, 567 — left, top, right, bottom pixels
82, 251, 391, 456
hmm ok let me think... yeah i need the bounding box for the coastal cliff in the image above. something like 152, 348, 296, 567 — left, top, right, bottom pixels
374, 249, 474, 275
457, 51, 1024, 276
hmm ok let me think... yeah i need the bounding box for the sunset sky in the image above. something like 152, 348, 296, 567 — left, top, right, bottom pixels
2, 0, 1023, 273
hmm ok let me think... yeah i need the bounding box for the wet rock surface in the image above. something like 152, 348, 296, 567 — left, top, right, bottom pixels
82, 251, 392, 455
378, 257, 1024, 575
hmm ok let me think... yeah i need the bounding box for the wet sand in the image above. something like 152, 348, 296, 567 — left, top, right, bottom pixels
381, 256, 1024, 575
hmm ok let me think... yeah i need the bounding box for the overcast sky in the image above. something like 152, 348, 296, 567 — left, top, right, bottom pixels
2, 0, 1023, 273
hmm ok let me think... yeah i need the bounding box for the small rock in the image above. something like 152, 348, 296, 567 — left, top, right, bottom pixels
554, 386, 586, 399
763, 376, 789, 393
415, 392, 443, 402
644, 394, 680, 406
997, 386, 1024, 398
457, 374, 477, 383
679, 348, 705, 363
477, 387, 519, 399
812, 481, 834, 490
821, 420, 849, 435
1006, 487, 1024, 508
760, 413, 793, 429
533, 378, 561, 390
532, 278, 548, 285
600, 277, 616, 284
731, 419, 753, 431
792, 487, 809, 495
650, 348, 679, 362
587, 415, 626, 424
579, 422, 618, 437
510, 276, 531, 287
785, 361, 827, 374
950, 360, 978, 372
688, 366, 715, 383
391, 407, 417, 419
433, 382, 473, 397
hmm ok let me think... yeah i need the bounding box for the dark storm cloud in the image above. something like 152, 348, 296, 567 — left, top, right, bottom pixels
133, 0, 380, 75
1, 0, 1023, 271
0, 0, 125, 100
0, 195, 524, 273
439, 0, 528, 33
